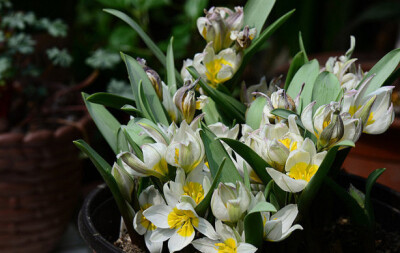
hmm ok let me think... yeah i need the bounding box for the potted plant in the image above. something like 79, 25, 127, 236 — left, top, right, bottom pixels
0, 1, 100, 252
76, 0, 400, 252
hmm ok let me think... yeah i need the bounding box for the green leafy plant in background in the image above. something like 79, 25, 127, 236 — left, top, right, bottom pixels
75, 0, 399, 252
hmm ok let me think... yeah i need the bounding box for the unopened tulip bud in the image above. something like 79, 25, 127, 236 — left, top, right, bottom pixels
173, 80, 198, 123
137, 58, 163, 101
317, 110, 344, 151
111, 163, 134, 202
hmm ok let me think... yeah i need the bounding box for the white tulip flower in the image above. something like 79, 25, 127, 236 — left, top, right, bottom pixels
197, 6, 244, 52
192, 220, 257, 253
119, 143, 169, 180
183, 43, 242, 88
343, 78, 395, 134
166, 121, 205, 174
163, 166, 211, 207
301, 102, 359, 150
262, 204, 303, 242
133, 186, 167, 253
266, 139, 327, 193
211, 181, 251, 223
143, 202, 218, 252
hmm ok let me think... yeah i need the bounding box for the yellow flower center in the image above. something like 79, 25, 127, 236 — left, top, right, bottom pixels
152, 158, 169, 177
140, 204, 157, 231
205, 58, 233, 87
349, 105, 375, 126
288, 162, 319, 182
183, 182, 205, 205
349, 105, 360, 116
167, 207, 199, 237
278, 138, 298, 152
174, 148, 180, 164
215, 238, 237, 253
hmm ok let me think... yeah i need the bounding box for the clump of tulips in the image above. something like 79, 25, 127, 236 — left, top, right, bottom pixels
75, 1, 398, 252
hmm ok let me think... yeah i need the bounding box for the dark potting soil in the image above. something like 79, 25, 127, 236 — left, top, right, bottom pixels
323, 217, 400, 253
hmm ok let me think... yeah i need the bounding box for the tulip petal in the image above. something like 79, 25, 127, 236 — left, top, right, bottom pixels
192, 238, 219, 253
168, 230, 195, 253
266, 167, 307, 193
149, 228, 175, 242
144, 230, 163, 253
301, 102, 316, 134
237, 242, 258, 253
270, 204, 298, 232
143, 205, 172, 229
133, 211, 147, 235
195, 217, 219, 240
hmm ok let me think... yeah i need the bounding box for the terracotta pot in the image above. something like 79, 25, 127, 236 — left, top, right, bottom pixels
343, 117, 400, 192
79, 174, 400, 253
0, 114, 92, 253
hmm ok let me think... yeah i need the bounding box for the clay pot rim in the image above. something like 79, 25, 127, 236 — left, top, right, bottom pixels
0, 113, 91, 145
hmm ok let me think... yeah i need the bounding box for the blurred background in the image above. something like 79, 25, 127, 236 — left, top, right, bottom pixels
1, 0, 400, 252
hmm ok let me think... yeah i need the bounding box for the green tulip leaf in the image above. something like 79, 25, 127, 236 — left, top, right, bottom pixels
195, 158, 226, 217
104, 9, 182, 84
284, 51, 306, 90
121, 104, 144, 117
324, 177, 369, 228
82, 92, 121, 154
166, 37, 178, 94
73, 140, 137, 241
187, 66, 246, 123
365, 168, 386, 226
220, 138, 272, 185
359, 48, 400, 95
286, 59, 319, 113
86, 92, 136, 110
122, 53, 169, 125
200, 124, 242, 184
244, 202, 276, 247
244, 0, 275, 37
246, 96, 267, 129
311, 71, 341, 114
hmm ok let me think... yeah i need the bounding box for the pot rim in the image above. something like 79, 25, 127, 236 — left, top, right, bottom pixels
78, 184, 123, 253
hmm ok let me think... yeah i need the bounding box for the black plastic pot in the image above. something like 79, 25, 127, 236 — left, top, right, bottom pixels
78, 184, 123, 253
78, 174, 400, 253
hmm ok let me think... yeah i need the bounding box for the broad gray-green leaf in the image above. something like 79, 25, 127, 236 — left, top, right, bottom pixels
121, 105, 143, 117
286, 59, 319, 113
220, 138, 272, 185
104, 9, 165, 66
311, 71, 341, 114
83, 92, 121, 154
87, 92, 136, 110
73, 140, 137, 241
200, 125, 242, 183
166, 37, 177, 94
244, 0, 275, 37
122, 53, 169, 125
195, 158, 226, 216
284, 51, 306, 90
202, 97, 222, 125
246, 96, 267, 129
270, 108, 306, 131
359, 48, 400, 95
104, 9, 182, 84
